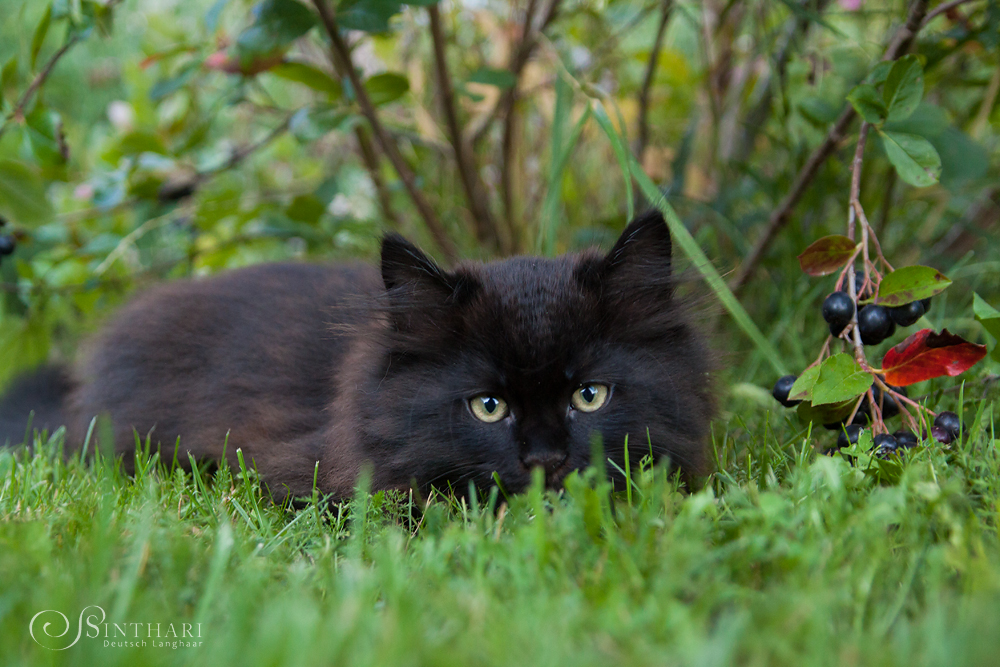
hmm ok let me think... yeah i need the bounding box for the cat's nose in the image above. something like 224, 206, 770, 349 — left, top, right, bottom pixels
521, 451, 568, 474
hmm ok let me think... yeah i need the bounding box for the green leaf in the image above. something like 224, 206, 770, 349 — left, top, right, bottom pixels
865, 61, 893, 86
796, 398, 856, 427
0, 159, 54, 226
365, 72, 409, 106
882, 55, 923, 123
270, 62, 342, 99
236, 0, 317, 57
811, 354, 874, 406
23, 105, 66, 166
31, 4, 53, 71
117, 130, 168, 156
846, 83, 887, 124
788, 364, 822, 402
337, 0, 403, 33
797, 97, 839, 126
149, 62, 199, 101
797, 235, 858, 276
875, 265, 951, 307
1, 57, 18, 106
286, 194, 326, 223
973, 293, 1000, 363
289, 105, 359, 142
973, 293, 1000, 341
468, 68, 517, 90
884, 102, 948, 138
878, 129, 941, 187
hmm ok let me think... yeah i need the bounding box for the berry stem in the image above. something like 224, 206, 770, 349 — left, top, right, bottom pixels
873, 375, 935, 420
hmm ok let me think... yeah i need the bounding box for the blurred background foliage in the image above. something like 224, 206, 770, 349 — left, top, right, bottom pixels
0, 0, 997, 412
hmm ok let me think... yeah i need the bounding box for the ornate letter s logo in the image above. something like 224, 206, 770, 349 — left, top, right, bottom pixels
29, 605, 106, 650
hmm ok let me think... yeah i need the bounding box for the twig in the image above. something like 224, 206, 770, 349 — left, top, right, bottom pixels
0, 0, 127, 140
428, 5, 503, 251
0, 37, 79, 141
468, 0, 563, 147
735, 0, 832, 165
920, 0, 980, 28
635, 0, 673, 168
729, 0, 930, 292
156, 114, 294, 202
353, 126, 401, 229
847, 123, 870, 240
208, 115, 293, 177
310, 0, 458, 262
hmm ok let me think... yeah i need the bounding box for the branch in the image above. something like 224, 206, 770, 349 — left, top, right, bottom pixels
729, 0, 930, 292
157, 114, 294, 201
0, 0, 126, 141
310, 0, 458, 262
495, 0, 563, 250
0, 36, 79, 141
921, 0, 980, 28
734, 0, 832, 165
467, 0, 562, 147
353, 126, 401, 229
428, 5, 503, 251
635, 0, 673, 167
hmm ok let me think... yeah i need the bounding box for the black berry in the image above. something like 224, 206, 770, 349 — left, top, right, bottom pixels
933, 411, 962, 440
822, 291, 855, 331
920, 297, 931, 314
893, 430, 918, 449
930, 425, 953, 445
772, 375, 800, 408
836, 424, 863, 450
889, 300, 925, 327
0, 235, 15, 256
858, 305, 893, 345
830, 321, 847, 337
872, 433, 898, 458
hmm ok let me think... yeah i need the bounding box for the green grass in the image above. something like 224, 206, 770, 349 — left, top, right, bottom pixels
2, 393, 999, 667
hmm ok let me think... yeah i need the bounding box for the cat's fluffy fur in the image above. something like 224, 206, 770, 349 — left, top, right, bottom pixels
0, 210, 713, 499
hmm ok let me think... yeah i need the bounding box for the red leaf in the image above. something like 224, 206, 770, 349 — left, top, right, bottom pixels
797, 235, 859, 277
882, 328, 987, 387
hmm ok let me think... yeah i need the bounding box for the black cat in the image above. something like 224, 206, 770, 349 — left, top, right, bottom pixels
0, 210, 713, 500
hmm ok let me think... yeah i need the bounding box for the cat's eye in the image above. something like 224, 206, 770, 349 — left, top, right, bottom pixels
470, 395, 509, 423
571, 383, 610, 412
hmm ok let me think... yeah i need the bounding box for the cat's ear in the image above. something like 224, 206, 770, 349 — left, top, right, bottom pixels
381, 233, 452, 293
380, 233, 479, 308
576, 209, 673, 297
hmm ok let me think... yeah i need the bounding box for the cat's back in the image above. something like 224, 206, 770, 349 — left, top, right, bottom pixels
69, 261, 380, 459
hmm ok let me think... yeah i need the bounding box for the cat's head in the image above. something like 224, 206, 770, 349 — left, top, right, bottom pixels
358, 210, 713, 495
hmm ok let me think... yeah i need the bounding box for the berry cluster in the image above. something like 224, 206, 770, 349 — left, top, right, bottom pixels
828, 411, 963, 459
772, 369, 961, 459
823, 271, 930, 345
0, 216, 15, 266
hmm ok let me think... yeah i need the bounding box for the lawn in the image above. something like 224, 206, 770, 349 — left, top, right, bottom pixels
2, 390, 999, 666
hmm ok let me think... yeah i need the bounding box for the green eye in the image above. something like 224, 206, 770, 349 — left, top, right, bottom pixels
470, 395, 509, 423
571, 384, 610, 412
